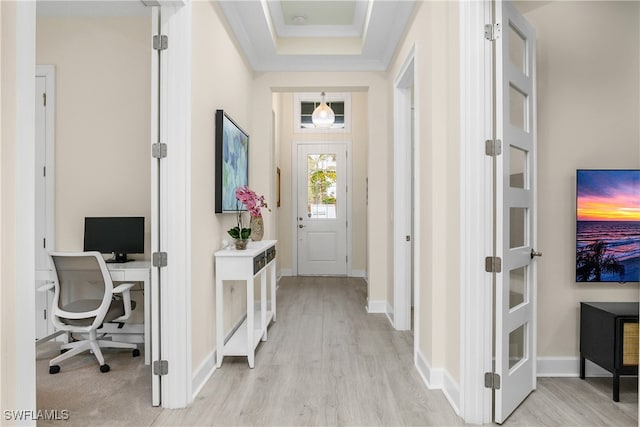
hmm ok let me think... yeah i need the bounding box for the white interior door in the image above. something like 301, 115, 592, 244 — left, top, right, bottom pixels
494, 1, 538, 423
35, 68, 55, 340
296, 143, 348, 275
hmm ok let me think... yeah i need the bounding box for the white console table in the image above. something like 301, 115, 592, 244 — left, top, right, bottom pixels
215, 240, 277, 368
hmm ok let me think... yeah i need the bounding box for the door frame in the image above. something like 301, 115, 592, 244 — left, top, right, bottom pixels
34, 65, 56, 340
459, 0, 494, 424
14, 1, 37, 416
13, 0, 193, 413
393, 44, 419, 336
291, 140, 353, 276
151, 3, 193, 408
35, 65, 55, 266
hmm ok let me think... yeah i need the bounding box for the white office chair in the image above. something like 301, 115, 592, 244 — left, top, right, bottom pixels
45, 251, 140, 374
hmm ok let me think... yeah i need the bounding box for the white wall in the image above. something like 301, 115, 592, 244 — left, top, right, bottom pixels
388, 1, 461, 384
36, 16, 152, 259
274, 92, 368, 275
190, 0, 255, 372
522, 1, 640, 362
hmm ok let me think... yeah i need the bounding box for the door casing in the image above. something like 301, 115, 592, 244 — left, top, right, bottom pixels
393, 44, 419, 336
34, 66, 56, 340
459, 0, 495, 424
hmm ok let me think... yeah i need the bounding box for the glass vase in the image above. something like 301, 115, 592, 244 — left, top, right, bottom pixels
234, 239, 248, 250
250, 216, 264, 241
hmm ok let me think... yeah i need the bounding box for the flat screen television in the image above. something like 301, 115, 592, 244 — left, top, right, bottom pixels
576, 169, 640, 282
215, 110, 249, 213
84, 217, 144, 263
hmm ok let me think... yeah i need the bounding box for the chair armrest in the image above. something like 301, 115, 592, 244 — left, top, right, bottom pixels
37, 281, 54, 292
112, 283, 135, 294
112, 283, 135, 321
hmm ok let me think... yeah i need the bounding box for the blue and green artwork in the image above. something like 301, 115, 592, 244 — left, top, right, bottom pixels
221, 114, 248, 212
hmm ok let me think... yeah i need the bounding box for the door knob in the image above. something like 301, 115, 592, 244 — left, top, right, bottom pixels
299, 224, 304, 228
298, 217, 303, 221
530, 249, 543, 259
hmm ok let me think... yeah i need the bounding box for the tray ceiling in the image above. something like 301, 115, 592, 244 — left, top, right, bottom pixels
218, 0, 416, 72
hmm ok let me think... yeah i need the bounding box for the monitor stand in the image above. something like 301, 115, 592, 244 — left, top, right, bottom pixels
106, 253, 132, 263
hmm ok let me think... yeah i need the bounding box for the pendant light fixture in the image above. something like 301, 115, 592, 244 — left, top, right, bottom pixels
311, 92, 335, 128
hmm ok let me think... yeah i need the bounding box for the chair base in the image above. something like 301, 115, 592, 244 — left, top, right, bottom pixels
49, 329, 138, 373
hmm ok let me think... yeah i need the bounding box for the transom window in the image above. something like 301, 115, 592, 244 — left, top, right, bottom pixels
294, 93, 351, 132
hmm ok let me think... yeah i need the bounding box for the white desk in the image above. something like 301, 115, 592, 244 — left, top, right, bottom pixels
106, 261, 151, 364
215, 240, 277, 368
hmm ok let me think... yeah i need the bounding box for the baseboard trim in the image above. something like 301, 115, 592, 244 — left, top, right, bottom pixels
415, 350, 460, 415
279, 268, 293, 278
366, 300, 387, 314
279, 269, 365, 278
385, 301, 394, 327
192, 350, 216, 399
537, 357, 612, 377
351, 269, 366, 278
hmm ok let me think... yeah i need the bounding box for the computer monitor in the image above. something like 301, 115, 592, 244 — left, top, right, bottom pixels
83, 217, 144, 263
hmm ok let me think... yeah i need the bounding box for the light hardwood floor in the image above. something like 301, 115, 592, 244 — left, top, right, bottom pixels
37, 276, 638, 426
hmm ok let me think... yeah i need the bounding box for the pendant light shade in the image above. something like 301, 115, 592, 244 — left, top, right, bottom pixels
311, 92, 335, 128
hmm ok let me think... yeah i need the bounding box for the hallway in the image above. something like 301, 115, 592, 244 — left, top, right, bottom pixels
154, 276, 460, 425
37, 276, 638, 426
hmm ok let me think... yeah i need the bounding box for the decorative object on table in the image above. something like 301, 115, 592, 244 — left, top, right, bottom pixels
235, 185, 270, 241
227, 200, 251, 250
215, 110, 249, 213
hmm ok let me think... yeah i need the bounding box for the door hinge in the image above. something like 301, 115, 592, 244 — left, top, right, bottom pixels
43, 166, 46, 177
485, 139, 502, 156
346, 255, 348, 263
153, 360, 168, 376
152, 142, 167, 159
485, 256, 502, 273
484, 23, 501, 41
42, 93, 47, 106
44, 309, 47, 320
153, 35, 168, 51
43, 238, 46, 248
152, 252, 168, 267
484, 372, 501, 389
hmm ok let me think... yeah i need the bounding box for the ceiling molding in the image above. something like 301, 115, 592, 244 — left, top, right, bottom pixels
36, 0, 151, 17
266, 0, 369, 38
218, 0, 416, 72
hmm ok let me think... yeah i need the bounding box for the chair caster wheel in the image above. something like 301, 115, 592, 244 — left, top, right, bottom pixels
132, 349, 140, 357
49, 365, 60, 374
100, 364, 110, 373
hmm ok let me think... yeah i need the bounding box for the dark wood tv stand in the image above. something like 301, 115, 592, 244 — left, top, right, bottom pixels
580, 302, 638, 401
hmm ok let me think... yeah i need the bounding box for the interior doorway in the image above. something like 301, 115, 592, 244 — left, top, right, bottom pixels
393, 46, 419, 345
33, 0, 160, 407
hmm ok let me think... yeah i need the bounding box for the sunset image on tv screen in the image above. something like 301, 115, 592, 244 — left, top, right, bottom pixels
576, 170, 640, 282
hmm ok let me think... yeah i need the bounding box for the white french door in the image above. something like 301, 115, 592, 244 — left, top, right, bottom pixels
493, 1, 539, 423
296, 143, 348, 275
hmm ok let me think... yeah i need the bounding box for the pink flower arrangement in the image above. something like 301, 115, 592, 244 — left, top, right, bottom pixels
235, 186, 270, 218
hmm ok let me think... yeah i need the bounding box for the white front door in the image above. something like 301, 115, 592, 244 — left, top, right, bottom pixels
494, 1, 539, 423
296, 143, 348, 275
